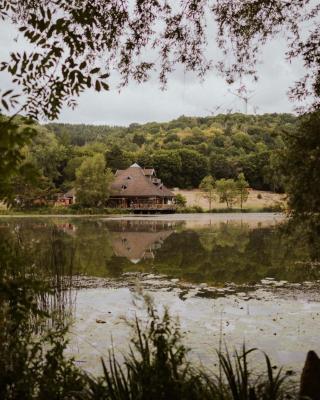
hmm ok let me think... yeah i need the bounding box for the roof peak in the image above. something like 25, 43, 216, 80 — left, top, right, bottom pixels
130, 162, 141, 168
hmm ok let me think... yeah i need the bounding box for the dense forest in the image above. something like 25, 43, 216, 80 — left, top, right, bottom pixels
4, 113, 297, 206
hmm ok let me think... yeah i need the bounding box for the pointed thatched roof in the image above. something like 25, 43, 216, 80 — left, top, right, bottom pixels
111, 230, 173, 263
111, 164, 174, 198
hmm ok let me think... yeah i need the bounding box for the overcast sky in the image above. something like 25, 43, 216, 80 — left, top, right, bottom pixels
0, 19, 304, 126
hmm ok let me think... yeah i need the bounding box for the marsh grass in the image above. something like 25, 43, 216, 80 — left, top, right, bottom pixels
0, 283, 298, 399
84, 297, 296, 400
0, 236, 297, 399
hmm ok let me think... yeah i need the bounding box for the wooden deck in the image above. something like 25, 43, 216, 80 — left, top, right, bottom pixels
132, 207, 176, 214
114, 204, 176, 214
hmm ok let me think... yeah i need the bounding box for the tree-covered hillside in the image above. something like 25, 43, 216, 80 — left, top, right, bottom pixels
47, 113, 296, 191
2, 113, 297, 206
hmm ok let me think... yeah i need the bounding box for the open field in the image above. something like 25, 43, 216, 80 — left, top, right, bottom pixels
173, 188, 285, 211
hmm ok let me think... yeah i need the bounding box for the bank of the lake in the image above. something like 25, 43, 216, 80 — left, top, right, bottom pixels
0, 206, 283, 216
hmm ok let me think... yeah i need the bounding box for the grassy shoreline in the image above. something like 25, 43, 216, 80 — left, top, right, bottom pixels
0, 206, 283, 217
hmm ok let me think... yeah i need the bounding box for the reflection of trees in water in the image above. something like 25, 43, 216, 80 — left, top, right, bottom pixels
269, 218, 320, 281
198, 222, 250, 253
1, 217, 320, 289
153, 221, 320, 284
105, 256, 128, 277
71, 220, 114, 276
0, 222, 76, 325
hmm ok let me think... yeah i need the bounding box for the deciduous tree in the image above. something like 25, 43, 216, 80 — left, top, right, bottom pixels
199, 175, 215, 211
216, 178, 238, 209
1, 0, 319, 217
175, 193, 187, 208
236, 173, 249, 210
75, 154, 113, 207
177, 149, 208, 188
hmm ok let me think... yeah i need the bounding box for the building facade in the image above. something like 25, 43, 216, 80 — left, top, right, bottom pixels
108, 163, 176, 213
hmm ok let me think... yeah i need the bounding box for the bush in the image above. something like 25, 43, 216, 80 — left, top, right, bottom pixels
175, 193, 187, 207
177, 205, 204, 213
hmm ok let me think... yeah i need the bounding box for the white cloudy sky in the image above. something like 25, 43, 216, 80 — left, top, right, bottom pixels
0, 18, 305, 126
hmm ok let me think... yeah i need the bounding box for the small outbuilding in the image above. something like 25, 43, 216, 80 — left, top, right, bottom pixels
55, 188, 76, 206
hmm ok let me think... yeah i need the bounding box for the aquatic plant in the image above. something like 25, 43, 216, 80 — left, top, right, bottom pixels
0, 237, 300, 399
0, 238, 86, 400
84, 296, 295, 400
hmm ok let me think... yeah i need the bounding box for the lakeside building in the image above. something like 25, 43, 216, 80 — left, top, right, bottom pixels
108, 163, 176, 213
55, 188, 76, 206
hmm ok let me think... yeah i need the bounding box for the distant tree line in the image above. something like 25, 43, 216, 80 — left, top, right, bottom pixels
0, 112, 297, 208
0, 0, 318, 218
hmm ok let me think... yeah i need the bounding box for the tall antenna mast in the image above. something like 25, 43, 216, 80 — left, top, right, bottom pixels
228, 85, 255, 114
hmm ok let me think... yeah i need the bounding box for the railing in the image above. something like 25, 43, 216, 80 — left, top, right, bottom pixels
131, 203, 176, 210
111, 203, 176, 210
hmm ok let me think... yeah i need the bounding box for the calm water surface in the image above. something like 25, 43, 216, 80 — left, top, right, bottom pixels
0, 213, 318, 284
2, 213, 320, 374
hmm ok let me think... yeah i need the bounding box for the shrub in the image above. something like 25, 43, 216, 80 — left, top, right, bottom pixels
175, 193, 187, 207
177, 205, 204, 213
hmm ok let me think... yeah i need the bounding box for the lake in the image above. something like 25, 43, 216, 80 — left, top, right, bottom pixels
1, 213, 320, 375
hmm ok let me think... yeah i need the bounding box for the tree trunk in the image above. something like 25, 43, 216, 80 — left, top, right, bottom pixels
300, 351, 320, 400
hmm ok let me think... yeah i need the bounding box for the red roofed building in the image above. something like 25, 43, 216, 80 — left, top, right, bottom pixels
108, 163, 176, 213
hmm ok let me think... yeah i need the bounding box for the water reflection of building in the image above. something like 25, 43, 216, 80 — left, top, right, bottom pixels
108, 220, 178, 264
51, 223, 78, 238
56, 223, 77, 234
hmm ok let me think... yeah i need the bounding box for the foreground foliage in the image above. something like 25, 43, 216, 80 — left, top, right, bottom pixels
85, 296, 295, 400
284, 112, 320, 218
0, 239, 87, 400
1, 1, 319, 119
0, 235, 296, 400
